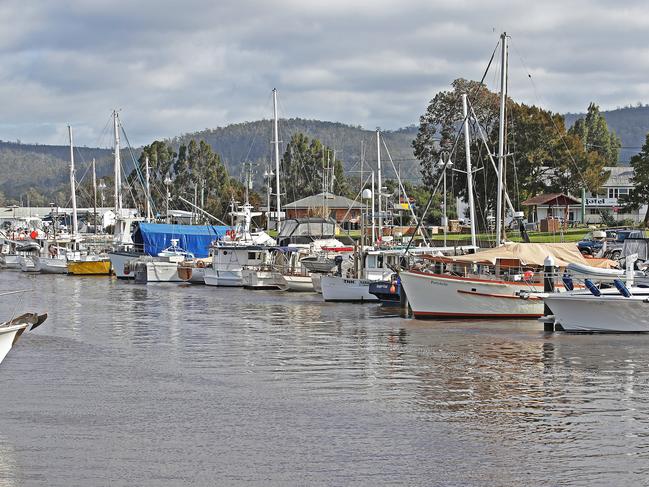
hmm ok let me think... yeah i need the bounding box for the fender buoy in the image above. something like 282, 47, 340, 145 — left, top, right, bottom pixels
30, 230, 38, 240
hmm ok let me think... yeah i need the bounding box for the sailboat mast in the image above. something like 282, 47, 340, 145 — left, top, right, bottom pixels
272, 88, 281, 232
68, 125, 79, 242
145, 155, 152, 221
92, 158, 97, 235
495, 32, 508, 245
376, 128, 382, 237
462, 94, 477, 248
113, 110, 123, 217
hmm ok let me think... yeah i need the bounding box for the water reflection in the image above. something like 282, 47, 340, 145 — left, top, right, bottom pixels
2, 272, 649, 485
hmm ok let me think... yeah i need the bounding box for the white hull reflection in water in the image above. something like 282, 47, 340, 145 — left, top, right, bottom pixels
1, 271, 649, 486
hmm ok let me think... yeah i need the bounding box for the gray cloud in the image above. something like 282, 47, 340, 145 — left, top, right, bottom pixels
1, 0, 648, 147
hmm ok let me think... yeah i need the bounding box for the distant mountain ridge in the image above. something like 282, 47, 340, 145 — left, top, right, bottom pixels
0, 106, 647, 204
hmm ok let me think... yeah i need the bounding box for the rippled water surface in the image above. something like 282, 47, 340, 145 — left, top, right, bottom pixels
1, 271, 649, 486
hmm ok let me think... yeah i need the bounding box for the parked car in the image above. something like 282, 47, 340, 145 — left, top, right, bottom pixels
578, 228, 645, 257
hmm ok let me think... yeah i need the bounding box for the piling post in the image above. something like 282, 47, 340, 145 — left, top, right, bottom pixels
543, 255, 555, 332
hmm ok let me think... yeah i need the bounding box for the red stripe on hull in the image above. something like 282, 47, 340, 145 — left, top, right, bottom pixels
412, 311, 543, 319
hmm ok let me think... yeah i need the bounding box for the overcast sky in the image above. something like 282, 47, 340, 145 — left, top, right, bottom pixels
1, 0, 647, 147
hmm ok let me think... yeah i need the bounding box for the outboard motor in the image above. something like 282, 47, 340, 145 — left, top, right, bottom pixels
334, 255, 343, 277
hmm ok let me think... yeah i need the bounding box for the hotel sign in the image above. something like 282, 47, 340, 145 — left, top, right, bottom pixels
585, 197, 617, 206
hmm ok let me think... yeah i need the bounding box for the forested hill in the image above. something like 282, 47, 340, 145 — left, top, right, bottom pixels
0, 141, 113, 204
1, 106, 648, 204
171, 118, 420, 183
565, 105, 649, 163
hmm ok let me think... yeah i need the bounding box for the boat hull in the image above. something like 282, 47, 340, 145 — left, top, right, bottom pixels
19, 256, 39, 272
204, 268, 243, 287
177, 265, 206, 284
545, 293, 649, 332
67, 260, 112, 275
241, 269, 280, 289
399, 270, 544, 319
134, 261, 183, 283
108, 251, 140, 279
320, 275, 379, 302
0, 255, 21, 270
276, 274, 314, 292
311, 273, 323, 294
34, 256, 68, 274
0, 324, 28, 364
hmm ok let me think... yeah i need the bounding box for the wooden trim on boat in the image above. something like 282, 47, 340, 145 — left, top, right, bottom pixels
456, 289, 542, 300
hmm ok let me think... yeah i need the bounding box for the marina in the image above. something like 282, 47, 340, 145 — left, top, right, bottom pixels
2, 3, 649, 484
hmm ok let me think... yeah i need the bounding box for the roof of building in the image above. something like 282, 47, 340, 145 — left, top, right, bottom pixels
284, 192, 363, 209
602, 166, 634, 187
521, 193, 581, 206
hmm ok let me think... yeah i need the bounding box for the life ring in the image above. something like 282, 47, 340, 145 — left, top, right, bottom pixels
48, 244, 58, 257
523, 270, 534, 281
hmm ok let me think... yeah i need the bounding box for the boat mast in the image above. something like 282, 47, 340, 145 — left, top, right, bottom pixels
272, 89, 281, 232
145, 155, 152, 221
495, 32, 508, 246
376, 128, 382, 237
92, 158, 97, 235
68, 125, 79, 246
462, 93, 477, 248
113, 110, 123, 218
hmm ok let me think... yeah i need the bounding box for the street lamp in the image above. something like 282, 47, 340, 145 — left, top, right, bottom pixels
164, 176, 172, 224
437, 154, 453, 247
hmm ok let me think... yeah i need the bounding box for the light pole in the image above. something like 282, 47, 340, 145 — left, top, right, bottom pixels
164, 176, 172, 224
264, 166, 274, 231
437, 153, 453, 247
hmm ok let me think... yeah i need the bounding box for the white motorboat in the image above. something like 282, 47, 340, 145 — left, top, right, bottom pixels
205, 244, 275, 287
0, 311, 48, 365
544, 279, 649, 332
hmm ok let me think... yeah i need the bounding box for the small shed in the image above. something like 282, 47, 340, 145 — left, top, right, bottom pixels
521, 193, 581, 231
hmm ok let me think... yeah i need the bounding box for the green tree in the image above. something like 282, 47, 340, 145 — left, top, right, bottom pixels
568, 102, 621, 164
413, 79, 609, 230
627, 133, 649, 226
281, 132, 350, 202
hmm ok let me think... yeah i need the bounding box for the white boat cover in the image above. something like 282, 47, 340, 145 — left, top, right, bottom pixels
441, 243, 615, 268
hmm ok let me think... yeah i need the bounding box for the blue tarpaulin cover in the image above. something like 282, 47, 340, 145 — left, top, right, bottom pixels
133, 223, 229, 257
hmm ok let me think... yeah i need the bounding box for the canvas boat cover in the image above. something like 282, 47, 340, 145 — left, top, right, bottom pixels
133, 223, 229, 258
445, 242, 615, 268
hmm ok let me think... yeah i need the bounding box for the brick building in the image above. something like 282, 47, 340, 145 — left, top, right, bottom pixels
283, 192, 363, 229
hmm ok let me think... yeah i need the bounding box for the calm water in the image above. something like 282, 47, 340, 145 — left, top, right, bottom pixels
1, 271, 649, 486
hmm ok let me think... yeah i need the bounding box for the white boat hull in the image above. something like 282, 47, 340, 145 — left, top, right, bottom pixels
320, 275, 379, 302
108, 251, 140, 279
241, 268, 280, 289
33, 256, 68, 274
276, 274, 314, 292
204, 268, 243, 287
134, 261, 183, 283
0, 324, 28, 365
19, 256, 38, 273
399, 270, 544, 318
545, 291, 649, 332
311, 273, 323, 294
0, 255, 21, 270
